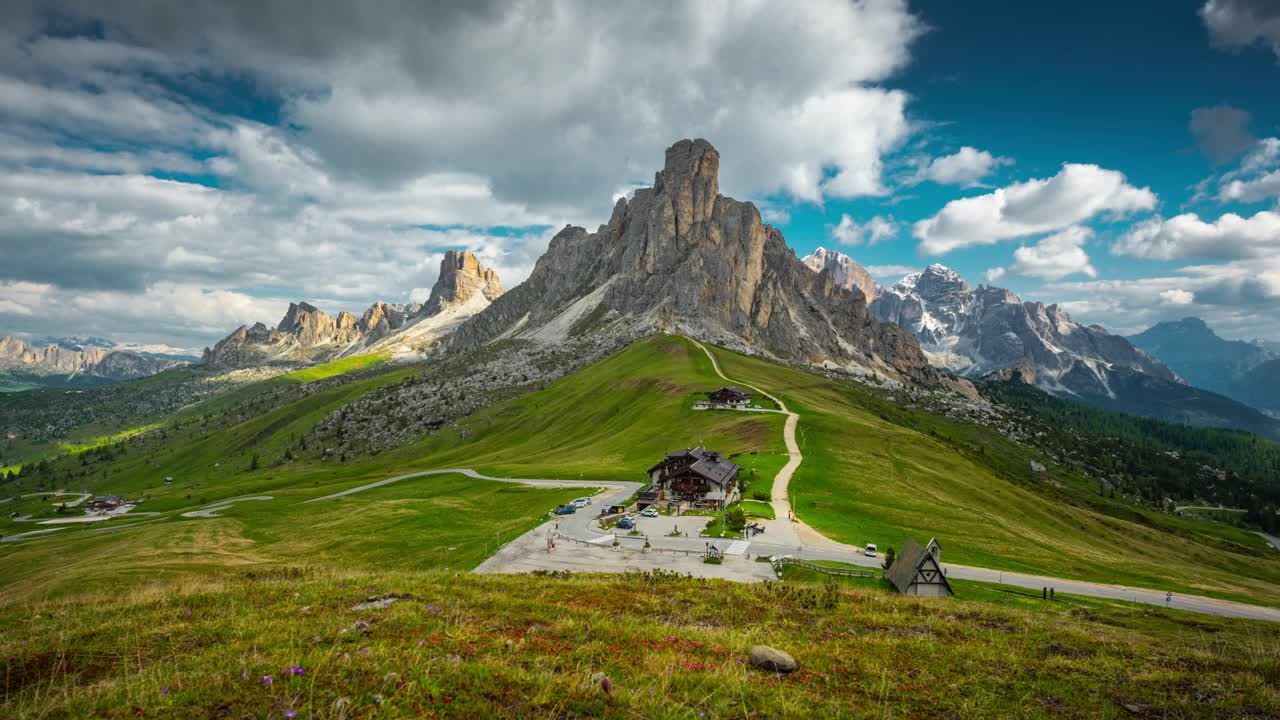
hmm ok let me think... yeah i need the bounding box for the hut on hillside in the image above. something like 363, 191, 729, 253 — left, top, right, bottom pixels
647, 447, 740, 509
886, 537, 953, 597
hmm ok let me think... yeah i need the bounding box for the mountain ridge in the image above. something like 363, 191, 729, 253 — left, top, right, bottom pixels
447, 138, 945, 386
201, 250, 504, 368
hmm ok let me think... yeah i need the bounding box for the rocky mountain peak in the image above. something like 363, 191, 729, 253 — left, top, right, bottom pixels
425, 250, 504, 314
655, 138, 719, 195
448, 138, 945, 386
801, 247, 880, 302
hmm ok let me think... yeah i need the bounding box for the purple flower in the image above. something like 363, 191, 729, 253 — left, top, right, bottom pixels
161, 687, 170, 695
285, 711, 297, 719
262, 675, 273, 686
185, 610, 191, 617
417, 640, 424, 647
241, 669, 249, 680
287, 664, 305, 677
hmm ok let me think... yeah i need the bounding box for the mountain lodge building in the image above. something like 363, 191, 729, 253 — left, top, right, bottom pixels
647, 447, 741, 509
707, 386, 752, 407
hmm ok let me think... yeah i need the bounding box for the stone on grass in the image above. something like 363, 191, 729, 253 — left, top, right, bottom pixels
748, 645, 798, 673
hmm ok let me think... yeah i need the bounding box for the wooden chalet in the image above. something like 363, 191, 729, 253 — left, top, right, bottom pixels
647, 447, 740, 509
886, 537, 952, 597
707, 386, 752, 407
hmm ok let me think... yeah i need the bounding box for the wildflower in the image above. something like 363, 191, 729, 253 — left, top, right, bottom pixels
161, 687, 170, 695
287, 664, 305, 677
241, 669, 249, 680
185, 610, 191, 617
417, 640, 424, 647
262, 675, 273, 686
285, 711, 297, 719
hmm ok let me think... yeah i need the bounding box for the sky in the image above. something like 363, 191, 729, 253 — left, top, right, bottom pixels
1, 0, 1279, 352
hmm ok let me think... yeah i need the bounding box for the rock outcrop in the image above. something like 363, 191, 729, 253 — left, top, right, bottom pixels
425, 250, 504, 314
800, 247, 879, 302
450, 139, 939, 383
202, 251, 505, 368
0, 336, 186, 383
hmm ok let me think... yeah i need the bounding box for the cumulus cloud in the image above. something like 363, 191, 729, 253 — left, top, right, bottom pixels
1216, 137, 1280, 202
1160, 289, 1195, 305
830, 214, 898, 246
913, 163, 1157, 255
0, 0, 932, 347
1047, 256, 1280, 338
909, 146, 1011, 187
984, 267, 1008, 284
1113, 210, 1280, 260
1008, 226, 1098, 280
1201, 0, 1280, 60
865, 264, 920, 281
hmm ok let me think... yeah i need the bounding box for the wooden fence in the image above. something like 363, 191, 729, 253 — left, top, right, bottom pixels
772, 556, 880, 578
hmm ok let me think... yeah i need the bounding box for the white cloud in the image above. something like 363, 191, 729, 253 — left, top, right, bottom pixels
1201, 0, 1280, 60
909, 146, 1011, 187
984, 267, 1008, 284
913, 163, 1156, 255
1113, 210, 1280, 260
0, 1, 934, 348
830, 214, 898, 246
761, 207, 791, 225
1216, 137, 1280, 203
865, 264, 919, 281
1046, 256, 1280, 338
1009, 226, 1098, 280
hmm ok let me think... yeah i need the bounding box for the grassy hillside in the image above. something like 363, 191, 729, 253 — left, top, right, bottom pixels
2, 569, 1277, 718
704, 343, 1280, 606
0, 336, 782, 597
3, 335, 1278, 608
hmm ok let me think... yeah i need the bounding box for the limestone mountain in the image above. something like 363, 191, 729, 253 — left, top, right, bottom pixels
425, 249, 504, 315
867, 266, 1280, 436
800, 247, 879, 302
0, 335, 189, 390
1127, 317, 1275, 401
870, 264, 1176, 389
448, 139, 939, 384
201, 250, 504, 368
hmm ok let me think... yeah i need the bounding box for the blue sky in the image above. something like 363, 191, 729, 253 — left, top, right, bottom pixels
0, 0, 1278, 350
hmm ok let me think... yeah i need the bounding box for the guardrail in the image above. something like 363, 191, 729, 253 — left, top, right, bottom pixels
772, 556, 880, 578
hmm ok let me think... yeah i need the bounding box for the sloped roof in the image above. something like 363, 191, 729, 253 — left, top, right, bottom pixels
886, 537, 953, 595
647, 447, 739, 485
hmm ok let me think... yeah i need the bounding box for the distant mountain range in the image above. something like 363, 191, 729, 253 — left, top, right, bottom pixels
0, 336, 194, 391
800, 249, 1280, 438
1127, 317, 1280, 417
202, 249, 505, 368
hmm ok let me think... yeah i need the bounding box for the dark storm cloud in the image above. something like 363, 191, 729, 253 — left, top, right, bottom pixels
1201, 0, 1280, 59
1189, 105, 1255, 164
0, 231, 150, 291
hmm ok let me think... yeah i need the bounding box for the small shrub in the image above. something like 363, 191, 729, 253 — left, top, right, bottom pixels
725, 506, 747, 532
751, 489, 771, 501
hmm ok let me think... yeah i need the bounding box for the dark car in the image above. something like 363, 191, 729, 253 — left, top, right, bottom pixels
616, 517, 636, 529
554, 504, 577, 515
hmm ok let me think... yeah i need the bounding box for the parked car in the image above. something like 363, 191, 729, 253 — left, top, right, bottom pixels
574, 496, 592, 505
616, 517, 636, 530
572, 498, 589, 509
865, 543, 878, 557
554, 504, 577, 515
640, 507, 658, 517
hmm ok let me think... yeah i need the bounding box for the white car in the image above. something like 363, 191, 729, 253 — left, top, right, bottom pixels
640, 507, 658, 517
571, 498, 589, 509
865, 543, 878, 558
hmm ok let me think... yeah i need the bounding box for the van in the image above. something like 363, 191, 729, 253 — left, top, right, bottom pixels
865, 543, 878, 558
